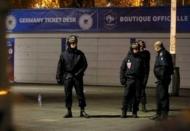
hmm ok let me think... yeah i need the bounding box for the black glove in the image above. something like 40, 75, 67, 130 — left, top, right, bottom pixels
57, 79, 64, 85
74, 72, 83, 78
56, 74, 64, 85
120, 79, 126, 85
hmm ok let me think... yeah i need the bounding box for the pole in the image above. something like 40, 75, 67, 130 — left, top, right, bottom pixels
169, 0, 180, 96
170, 0, 177, 61
182, 0, 185, 6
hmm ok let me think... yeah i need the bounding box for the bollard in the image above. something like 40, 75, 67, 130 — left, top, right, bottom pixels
38, 94, 42, 107
169, 67, 180, 96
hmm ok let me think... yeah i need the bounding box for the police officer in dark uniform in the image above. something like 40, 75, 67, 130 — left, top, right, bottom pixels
138, 40, 150, 112
151, 41, 174, 120
120, 42, 144, 118
56, 35, 89, 118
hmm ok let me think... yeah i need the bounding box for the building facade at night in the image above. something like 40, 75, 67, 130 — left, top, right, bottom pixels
10, 0, 190, 8
6, 1, 190, 88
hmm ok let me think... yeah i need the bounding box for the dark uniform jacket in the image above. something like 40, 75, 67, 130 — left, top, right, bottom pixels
154, 48, 174, 81
140, 50, 150, 75
120, 51, 144, 85
140, 50, 150, 85
56, 48, 87, 84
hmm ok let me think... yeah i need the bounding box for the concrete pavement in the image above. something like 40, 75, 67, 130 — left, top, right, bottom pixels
10, 84, 190, 131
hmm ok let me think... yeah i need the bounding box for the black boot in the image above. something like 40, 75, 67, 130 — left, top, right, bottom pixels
132, 113, 138, 118
142, 104, 147, 112
64, 108, 72, 118
160, 112, 168, 120
121, 110, 127, 118
132, 110, 138, 118
150, 114, 161, 120
128, 104, 132, 112
80, 108, 89, 118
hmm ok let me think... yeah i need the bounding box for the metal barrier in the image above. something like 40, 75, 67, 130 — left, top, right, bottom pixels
169, 67, 180, 96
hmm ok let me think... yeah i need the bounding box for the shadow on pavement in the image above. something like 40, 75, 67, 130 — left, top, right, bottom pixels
88, 115, 120, 118
88, 115, 153, 119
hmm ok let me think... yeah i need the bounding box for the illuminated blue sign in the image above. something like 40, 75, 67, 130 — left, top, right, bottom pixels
6, 7, 190, 33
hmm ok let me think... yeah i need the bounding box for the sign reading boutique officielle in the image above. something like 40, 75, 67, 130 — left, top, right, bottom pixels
6, 7, 190, 33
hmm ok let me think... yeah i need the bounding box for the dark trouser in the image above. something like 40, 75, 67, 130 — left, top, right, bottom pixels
122, 79, 141, 114
64, 77, 86, 109
141, 74, 149, 105
156, 78, 171, 115
141, 85, 147, 105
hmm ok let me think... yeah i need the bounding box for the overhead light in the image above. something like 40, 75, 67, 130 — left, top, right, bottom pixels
0, 90, 9, 96
106, 2, 112, 7
32, 0, 60, 8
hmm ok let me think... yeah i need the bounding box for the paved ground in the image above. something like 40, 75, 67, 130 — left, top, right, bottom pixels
10, 84, 190, 131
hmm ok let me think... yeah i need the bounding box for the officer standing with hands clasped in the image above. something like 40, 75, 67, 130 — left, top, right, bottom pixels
138, 40, 150, 112
120, 42, 144, 118
56, 35, 89, 118
151, 41, 174, 120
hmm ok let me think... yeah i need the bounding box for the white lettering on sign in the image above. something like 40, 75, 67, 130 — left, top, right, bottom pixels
152, 16, 170, 22
120, 16, 151, 22
119, 15, 189, 23
19, 18, 44, 23
62, 17, 76, 23
44, 17, 62, 23
19, 17, 76, 24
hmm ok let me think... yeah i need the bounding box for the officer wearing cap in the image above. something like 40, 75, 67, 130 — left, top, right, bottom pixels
56, 35, 89, 118
120, 42, 144, 118
138, 40, 150, 112
151, 41, 174, 120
